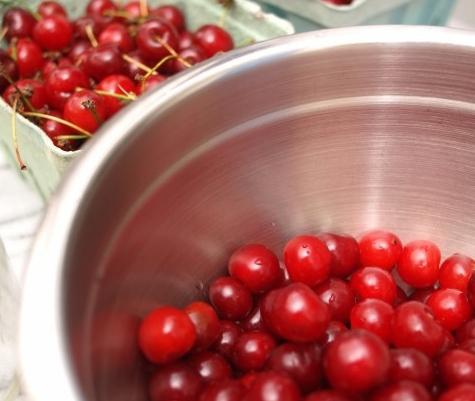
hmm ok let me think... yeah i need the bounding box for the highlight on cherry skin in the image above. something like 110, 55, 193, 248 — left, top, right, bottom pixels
137, 229, 475, 400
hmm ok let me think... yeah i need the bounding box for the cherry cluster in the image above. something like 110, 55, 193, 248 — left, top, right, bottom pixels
138, 230, 475, 401
0, 0, 234, 152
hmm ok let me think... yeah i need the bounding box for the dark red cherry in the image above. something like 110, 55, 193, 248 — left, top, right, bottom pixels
439, 253, 475, 292
74, 16, 102, 41
233, 330, 276, 372
209, 276, 253, 321
189, 351, 232, 383
84, 44, 126, 81
139, 74, 166, 93
38, 1, 67, 18
0, 50, 18, 92
438, 384, 475, 401
370, 381, 432, 401
199, 380, 245, 401
389, 348, 434, 388
212, 320, 241, 360
136, 18, 178, 63
3, 79, 47, 111
41, 110, 81, 152
123, 1, 142, 20
304, 390, 352, 401
172, 45, 207, 73
184, 301, 220, 351
68, 40, 92, 66
99, 22, 134, 53
439, 349, 475, 387
318, 233, 360, 278
195, 24, 234, 57
318, 321, 348, 347
245, 371, 301, 401
151, 5, 185, 32
427, 288, 472, 331
2, 7, 37, 41
178, 31, 197, 50
314, 278, 354, 322
457, 319, 475, 343
240, 303, 268, 332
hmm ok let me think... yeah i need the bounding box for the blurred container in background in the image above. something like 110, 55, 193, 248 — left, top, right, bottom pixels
257, 0, 457, 32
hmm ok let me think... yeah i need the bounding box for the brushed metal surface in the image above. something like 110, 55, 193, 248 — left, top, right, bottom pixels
19, 26, 475, 401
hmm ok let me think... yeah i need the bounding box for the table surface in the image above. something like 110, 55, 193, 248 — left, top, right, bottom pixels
0, 1, 474, 281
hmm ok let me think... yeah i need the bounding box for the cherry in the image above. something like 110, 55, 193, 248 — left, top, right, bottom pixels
33, 15, 73, 51
199, 380, 245, 401
440, 254, 475, 292
212, 320, 241, 360
438, 384, 475, 401
410, 287, 434, 303
45, 66, 90, 111
195, 24, 234, 57
267, 342, 322, 393
139, 74, 166, 93
189, 351, 232, 383
2, 7, 37, 41
284, 235, 331, 286
358, 230, 402, 271
38, 1, 67, 18
439, 349, 475, 387
318, 233, 360, 278
209, 276, 253, 321
240, 303, 268, 332
240, 372, 258, 390
426, 288, 472, 331
3, 79, 47, 111
63, 90, 107, 133
136, 18, 178, 63
228, 243, 282, 294
350, 298, 394, 342
178, 31, 197, 50
123, 1, 142, 20
468, 274, 475, 309
391, 301, 444, 357
394, 286, 408, 306
99, 22, 135, 53
314, 278, 354, 322
96, 74, 137, 117
14, 38, 45, 79
397, 240, 441, 288
138, 306, 196, 365
0, 50, 18, 92
86, 0, 118, 23
74, 16, 102, 41
149, 362, 202, 401
152, 5, 186, 32
245, 371, 301, 401
124, 50, 151, 80
350, 267, 397, 304
456, 319, 475, 343
84, 44, 125, 81
68, 40, 92, 66
389, 348, 434, 388
370, 381, 432, 401
172, 45, 207, 74
41, 110, 80, 152
441, 329, 456, 354
184, 301, 220, 351
323, 329, 390, 393
459, 339, 475, 354
318, 321, 348, 347
304, 390, 352, 401
261, 283, 330, 343
233, 330, 276, 372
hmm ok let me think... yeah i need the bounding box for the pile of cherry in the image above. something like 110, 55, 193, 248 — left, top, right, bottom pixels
0, 0, 234, 152
138, 231, 475, 401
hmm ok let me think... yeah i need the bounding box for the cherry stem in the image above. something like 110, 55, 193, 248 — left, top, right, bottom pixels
0, 27, 8, 42
237, 37, 255, 47
140, 0, 149, 18
122, 54, 156, 75
11, 97, 26, 170
55, 134, 90, 141
0, 71, 36, 112
103, 10, 134, 19
154, 35, 192, 68
22, 111, 93, 137
94, 88, 136, 101
141, 54, 175, 89
219, 5, 231, 28
85, 24, 98, 48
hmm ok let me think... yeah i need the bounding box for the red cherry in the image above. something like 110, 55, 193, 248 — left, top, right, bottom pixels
391, 301, 444, 357
96, 74, 137, 117
86, 0, 118, 20
74, 16, 102, 41
426, 288, 472, 331
14, 38, 45, 79
245, 371, 301, 401
209, 276, 253, 321
41, 110, 81, 152
184, 301, 220, 351
397, 240, 441, 288
468, 274, 475, 309
240, 303, 268, 332
99, 22, 134, 53
38, 1, 67, 18
136, 18, 178, 63
318, 321, 348, 347
240, 372, 258, 390
178, 31, 197, 50
438, 384, 475, 401
63, 90, 107, 133
68, 40, 92, 65
457, 319, 475, 343
318, 233, 360, 278
189, 351, 232, 383
123, 1, 142, 20
0, 50, 18, 92
152, 5, 186, 32
195, 24, 234, 57
370, 381, 432, 401
233, 330, 276, 372
212, 320, 241, 360
45, 67, 90, 111
358, 230, 402, 271
199, 380, 245, 401
124, 50, 151, 80
350, 267, 396, 304
149, 362, 202, 401
304, 390, 352, 401
284, 235, 331, 286
3, 79, 47, 110
267, 342, 322, 393
389, 348, 434, 388
2, 7, 37, 41
33, 15, 73, 51
314, 278, 354, 322
261, 283, 330, 343
138, 306, 196, 365
459, 339, 475, 355
441, 329, 456, 354
350, 299, 394, 342
139, 74, 166, 93
84, 44, 126, 81
323, 329, 390, 393
172, 45, 207, 73
439, 349, 475, 387
228, 244, 282, 294
440, 254, 475, 291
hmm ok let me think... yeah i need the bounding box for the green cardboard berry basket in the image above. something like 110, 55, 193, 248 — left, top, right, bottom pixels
0, 0, 294, 200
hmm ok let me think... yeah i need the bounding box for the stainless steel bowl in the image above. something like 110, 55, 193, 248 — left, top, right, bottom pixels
19, 26, 475, 401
